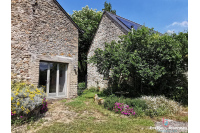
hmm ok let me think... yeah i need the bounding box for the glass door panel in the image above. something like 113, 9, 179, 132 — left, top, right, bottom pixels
38, 61, 67, 97
38, 62, 48, 92
59, 63, 67, 96
49, 63, 57, 96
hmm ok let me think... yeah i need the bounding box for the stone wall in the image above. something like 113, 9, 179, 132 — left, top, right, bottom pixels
87, 13, 125, 89
11, 0, 34, 81
11, 0, 78, 98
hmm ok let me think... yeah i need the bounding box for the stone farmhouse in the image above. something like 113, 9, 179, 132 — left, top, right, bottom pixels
11, 0, 83, 99
87, 11, 143, 89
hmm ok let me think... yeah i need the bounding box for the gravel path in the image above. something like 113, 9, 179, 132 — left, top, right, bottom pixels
153, 119, 188, 133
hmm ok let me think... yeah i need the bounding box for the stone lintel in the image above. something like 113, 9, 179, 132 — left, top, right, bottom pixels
37, 55, 73, 64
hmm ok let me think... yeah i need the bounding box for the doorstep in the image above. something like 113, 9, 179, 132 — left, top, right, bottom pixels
46, 96, 68, 104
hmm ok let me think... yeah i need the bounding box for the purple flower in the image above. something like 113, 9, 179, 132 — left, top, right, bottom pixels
20, 116, 23, 118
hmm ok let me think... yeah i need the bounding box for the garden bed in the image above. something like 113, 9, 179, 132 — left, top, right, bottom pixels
11, 89, 188, 133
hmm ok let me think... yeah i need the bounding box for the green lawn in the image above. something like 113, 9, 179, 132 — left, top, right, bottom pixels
36, 90, 187, 133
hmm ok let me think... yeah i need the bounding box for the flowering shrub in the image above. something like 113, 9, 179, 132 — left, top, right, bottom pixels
104, 95, 146, 116
40, 98, 48, 114
11, 82, 47, 119
141, 96, 182, 117
104, 95, 122, 111
113, 102, 136, 116
104, 94, 183, 117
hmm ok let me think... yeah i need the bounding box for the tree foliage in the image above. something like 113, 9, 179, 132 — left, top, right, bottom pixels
102, 1, 116, 14
89, 26, 188, 104
71, 6, 102, 81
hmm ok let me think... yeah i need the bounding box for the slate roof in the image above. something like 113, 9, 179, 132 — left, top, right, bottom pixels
105, 11, 143, 33
87, 11, 162, 55
105, 11, 162, 35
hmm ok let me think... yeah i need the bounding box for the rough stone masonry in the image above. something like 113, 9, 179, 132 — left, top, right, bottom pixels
87, 12, 126, 89
11, 0, 80, 98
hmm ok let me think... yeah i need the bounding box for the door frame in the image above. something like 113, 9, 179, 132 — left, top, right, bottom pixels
37, 55, 73, 99
38, 61, 68, 98
46, 62, 68, 98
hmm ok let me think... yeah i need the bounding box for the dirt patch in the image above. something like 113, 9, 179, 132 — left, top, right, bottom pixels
11, 99, 109, 133
11, 99, 78, 133
84, 101, 89, 105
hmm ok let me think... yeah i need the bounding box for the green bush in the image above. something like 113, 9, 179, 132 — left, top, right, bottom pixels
123, 98, 147, 117
104, 95, 147, 117
89, 27, 188, 104
88, 86, 100, 92
104, 95, 122, 110
104, 94, 182, 117
133, 106, 145, 117
124, 98, 147, 110
102, 88, 112, 96
78, 82, 85, 88
78, 82, 86, 96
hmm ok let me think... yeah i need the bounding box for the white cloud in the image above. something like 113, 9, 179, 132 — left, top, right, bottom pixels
168, 21, 188, 27
166, 30, 175, 34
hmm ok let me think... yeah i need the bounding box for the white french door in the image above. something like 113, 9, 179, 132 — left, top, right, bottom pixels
39, 62, 68, 97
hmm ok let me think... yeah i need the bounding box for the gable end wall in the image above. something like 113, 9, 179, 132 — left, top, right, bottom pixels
87, 14, 125, 89
11, 0, 78, 98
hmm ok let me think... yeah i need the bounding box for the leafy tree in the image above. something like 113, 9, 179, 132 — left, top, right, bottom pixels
71, 6, 102, 82
89, 26, 188, 104
102, 1, 116, 14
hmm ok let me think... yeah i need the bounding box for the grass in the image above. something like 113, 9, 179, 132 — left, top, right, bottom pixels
37, 116, 156, 133
37, 119, 156, 133
36, 89, 187, 133
37, 90, 156, 133
60, 99, 67, 103
152, 114, 188, 122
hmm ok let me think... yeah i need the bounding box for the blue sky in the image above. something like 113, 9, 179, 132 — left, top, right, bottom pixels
57, 0, 188, 34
